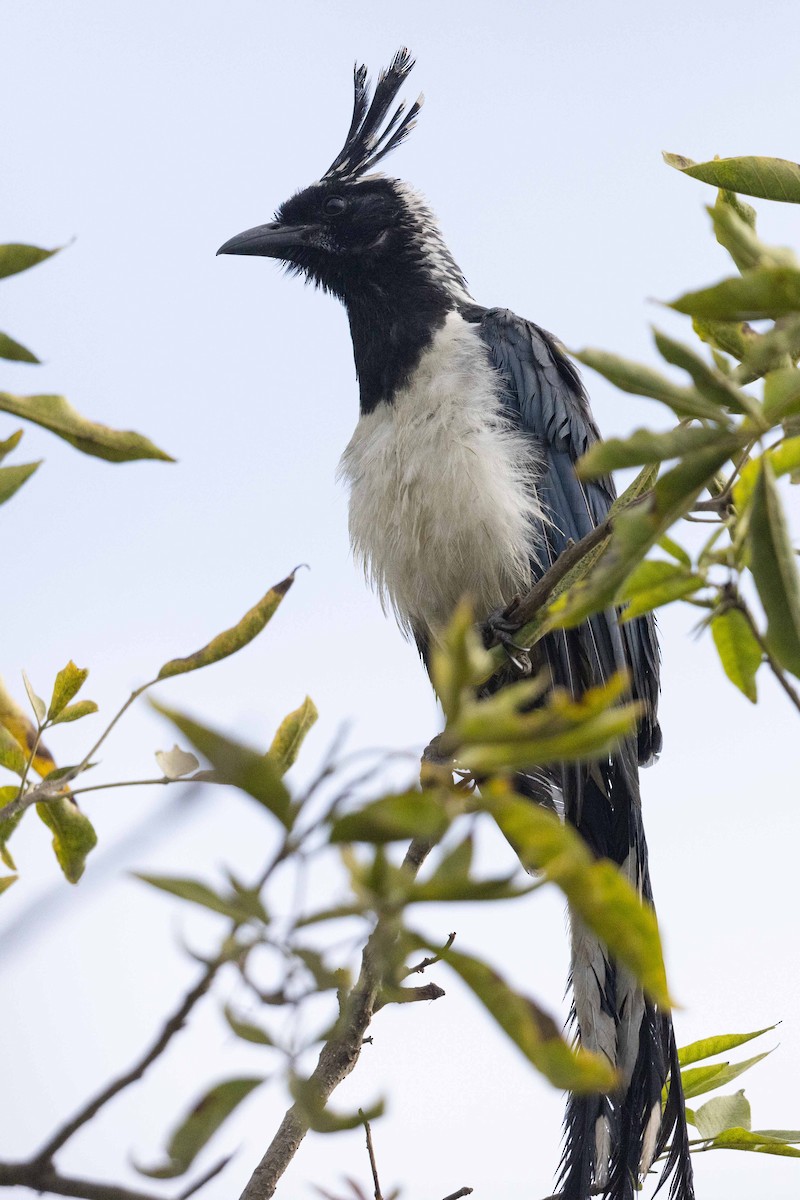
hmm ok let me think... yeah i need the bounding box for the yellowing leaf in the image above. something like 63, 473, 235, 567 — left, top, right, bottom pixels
411, 934, 616, 1093
711, 609, 762, 702
47, 662, 89, 721
0, 392, 173, 462
0, 460, 41, 506
268, 696, 318, 775
158, 572, 296, 680
484, 790, 670, 1007
0, 332, 39, 363
0, 243, 61, 279
678, 1026, 776, 1066
36, 795, 97, 883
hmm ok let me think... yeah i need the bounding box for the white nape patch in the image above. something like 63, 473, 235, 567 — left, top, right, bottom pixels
395, 182, 474, 305
338, 311, 545, 639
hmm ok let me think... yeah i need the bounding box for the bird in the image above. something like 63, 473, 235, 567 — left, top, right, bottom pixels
218, 49, 694, 1200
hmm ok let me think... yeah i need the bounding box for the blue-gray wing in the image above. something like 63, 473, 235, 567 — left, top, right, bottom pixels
465, 304, 661, 767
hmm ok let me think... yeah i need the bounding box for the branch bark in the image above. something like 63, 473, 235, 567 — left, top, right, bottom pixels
238, 838, 435, 1200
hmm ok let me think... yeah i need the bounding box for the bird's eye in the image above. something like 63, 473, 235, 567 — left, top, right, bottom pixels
323, 195, 347, 216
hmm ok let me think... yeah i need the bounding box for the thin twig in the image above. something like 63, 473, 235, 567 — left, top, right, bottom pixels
738, 601, 800, 714
360, 1111, 382, 1200
238, 838, 435, 1200
441, 1189, 473, 1200
33, 959, 222, 1163
404, 931, 456, 977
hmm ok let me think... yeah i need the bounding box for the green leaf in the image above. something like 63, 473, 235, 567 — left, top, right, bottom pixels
135, 874, 266, 924
268, 696, 318, 775
483, 790, 670, 1007
706, 195, 794, 275
711, 609, 762, 702
223, 1005, 274, 1045
151, 703, 293, 828
695, 1090, 751, 1139
763, 368, 800, 423
47, 661, 89, 721
678, 1026, 776, 1066
0, 460, 41, 506
0, 392, 173, 462
552, 437, 742, 631
573, 348, 728, 421
0, 725, 27, 776
681, 1051, 772, 1100
670, 268, 800, 322
0, 794, 23, 868
653, 328, 758, 414
36, 796, 97, 883
744, 315, 800, 378
0, 874, 17, 895
617, 559, 704, 621
430, 599, 494, 720
658, 534, 692, 567
692, 317, 754, 362
21, 671, 46, 725
0, 243, 61, 279
734, 437, 800, 508
51, 700, 99, 725
711, 1127, 800, 1157
330, 789, 452, 844
0, 430, 23, 463
748, 459, 800, 676
412, 934, 616, 1092
136, 1077, 264, 1178
158, 572, 296, 680
294, 947, 348, 992
0, 332, 39, 363
288, 1077, 384, 1133
663, 154, 800, 204
578, 425, 739, 479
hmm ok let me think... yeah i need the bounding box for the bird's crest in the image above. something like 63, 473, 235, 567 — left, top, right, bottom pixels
323, 48, 423, 182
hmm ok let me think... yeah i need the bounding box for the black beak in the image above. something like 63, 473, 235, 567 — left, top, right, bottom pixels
216, 221, 316, 259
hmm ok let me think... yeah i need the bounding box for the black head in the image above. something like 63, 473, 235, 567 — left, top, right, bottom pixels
217, 49, 469, 308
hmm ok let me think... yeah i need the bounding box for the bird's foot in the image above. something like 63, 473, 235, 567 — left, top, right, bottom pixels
481, 597, 532, 676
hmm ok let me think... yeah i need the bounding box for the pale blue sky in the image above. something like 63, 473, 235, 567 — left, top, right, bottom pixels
3, 2, 800, 1198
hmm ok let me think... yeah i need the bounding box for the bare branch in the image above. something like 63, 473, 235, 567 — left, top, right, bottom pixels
238, 838, 435, 1200
33, 959, 222, 1163
404, 931, 456, 977
0, 1160, 167, 1200
360, 1111, 383, 1200
441, 1189, 473, 1200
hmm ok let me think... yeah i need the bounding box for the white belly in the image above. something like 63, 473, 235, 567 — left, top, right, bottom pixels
338, 311, 545, 638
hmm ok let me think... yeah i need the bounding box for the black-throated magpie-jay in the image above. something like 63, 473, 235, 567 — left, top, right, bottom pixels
218, 49, 693, 1200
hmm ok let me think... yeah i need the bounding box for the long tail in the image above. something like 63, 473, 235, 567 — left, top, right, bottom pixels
557, 763, 695, 1200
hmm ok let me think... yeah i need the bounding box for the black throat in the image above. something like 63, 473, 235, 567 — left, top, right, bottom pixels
342, 269, 453, 414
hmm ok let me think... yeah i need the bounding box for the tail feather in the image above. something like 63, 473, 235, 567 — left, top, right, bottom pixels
557, 767, 695, 1200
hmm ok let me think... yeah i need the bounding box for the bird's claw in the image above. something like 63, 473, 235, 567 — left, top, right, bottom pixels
482, 598, 532, 675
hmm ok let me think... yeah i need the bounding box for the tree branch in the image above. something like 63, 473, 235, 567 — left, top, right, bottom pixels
0, 1161, 168, 1200
32, 959, 222, 1164
238, 838, 435, 1200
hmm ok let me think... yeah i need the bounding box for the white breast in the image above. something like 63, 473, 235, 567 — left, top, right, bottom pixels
338, 311, 545, 640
